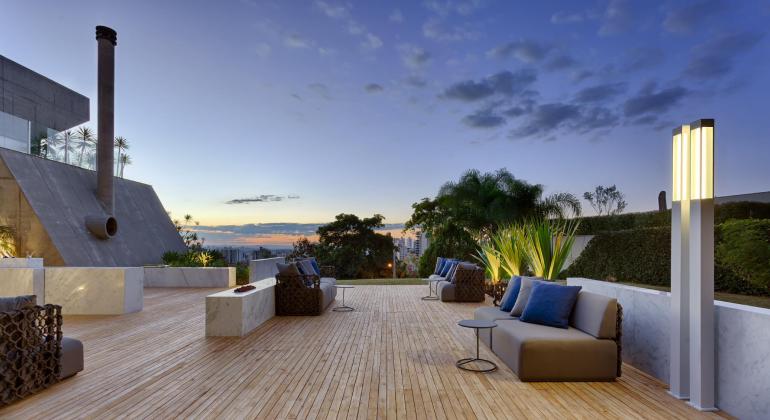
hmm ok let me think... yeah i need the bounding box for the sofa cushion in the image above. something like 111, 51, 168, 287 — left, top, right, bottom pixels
319, 277, 336, 285
474, 306, 517, 322
491, 319, 618, 381
298, 260, 316, 277
499, 276, 522, 312
276, 262, 300, 276
437, 280, 455, 301
60, 337, 84, 379
0, 295, 36, 312
439, 259, 456, 277
428, 274, 445, 280
571, 291, 618, 339
520, 282, 582, 329
307, 258, 322, 276
319, 282, 336, 309
510, 277, 544, 316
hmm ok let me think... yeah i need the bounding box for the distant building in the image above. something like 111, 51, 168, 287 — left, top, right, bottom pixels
414, 230, 429, 257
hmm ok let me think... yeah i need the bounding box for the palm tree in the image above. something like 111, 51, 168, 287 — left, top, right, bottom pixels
73, 126, 96, 168
114, 136, 129, 175
119, 154, 132, 178
60, 130, 74, 164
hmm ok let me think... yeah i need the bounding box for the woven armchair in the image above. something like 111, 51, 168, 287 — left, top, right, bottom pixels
453, 266, 486, 302
0, 304, 63, 406
275, 274, 324, 316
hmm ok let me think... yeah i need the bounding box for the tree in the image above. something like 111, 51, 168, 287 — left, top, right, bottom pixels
172, 213, 204, 250
73, 126, 96, 168
119, 154, 132, 178
315, 214, 395, 279
405, 168, 582, 276
583, 185, 627, 216
114, 136, 130, 176
287, 237, 317, 260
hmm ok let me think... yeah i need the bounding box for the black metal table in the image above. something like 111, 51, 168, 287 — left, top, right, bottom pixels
456, 319, 498, 372
332, 285, 354, 312
421, 278, 440, 301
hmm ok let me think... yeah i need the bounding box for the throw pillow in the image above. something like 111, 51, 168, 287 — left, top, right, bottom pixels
307, 258, 322, 276
499, 276, 522, 312
434, 257, 446, 275
439, 259, 456, 277
0, 295, 37, 312
296, 261, 307, 275
444, 261, 462, 282
299, 260, 316, 277
276, 262, 300, 276
510, 277, 544, 316
520, 282, 583, 328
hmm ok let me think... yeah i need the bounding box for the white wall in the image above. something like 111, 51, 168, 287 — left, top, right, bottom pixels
249, 257, 285, 283
568, 277, 770, 420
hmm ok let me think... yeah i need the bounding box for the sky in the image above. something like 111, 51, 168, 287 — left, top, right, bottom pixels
2, 0, 770, 246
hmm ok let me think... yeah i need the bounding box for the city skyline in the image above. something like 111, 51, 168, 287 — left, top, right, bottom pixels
2, 0, 769, 247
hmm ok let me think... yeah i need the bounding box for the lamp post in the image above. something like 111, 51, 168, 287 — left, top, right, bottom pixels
687, 119, 715, 411
670, 124, 691, 399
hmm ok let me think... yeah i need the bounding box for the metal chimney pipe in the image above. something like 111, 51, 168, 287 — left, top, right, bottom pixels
95, 25, 116, 214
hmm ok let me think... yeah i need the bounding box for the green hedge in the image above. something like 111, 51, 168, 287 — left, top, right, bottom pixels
576, 201, 770, 235
564, 220, 770, 296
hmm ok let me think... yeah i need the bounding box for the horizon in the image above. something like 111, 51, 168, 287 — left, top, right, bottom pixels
2, 0, 770, 247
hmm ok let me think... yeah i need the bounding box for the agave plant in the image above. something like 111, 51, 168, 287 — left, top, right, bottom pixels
0, 226, 17, 258
196, 251, 213, 267
474, 240, 503, 284
493, 225, 528, 277
523, 218, 580, 280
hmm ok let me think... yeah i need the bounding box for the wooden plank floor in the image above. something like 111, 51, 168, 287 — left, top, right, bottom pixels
1, 286, 731, 419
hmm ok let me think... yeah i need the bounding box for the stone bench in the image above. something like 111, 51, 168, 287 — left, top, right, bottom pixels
205, 278, 276, 337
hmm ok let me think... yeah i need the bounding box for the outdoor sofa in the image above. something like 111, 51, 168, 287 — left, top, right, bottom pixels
1, 295, 84, 406
275, 259, 337, 316
428, 258, 486, 302
474, 287, 622, 381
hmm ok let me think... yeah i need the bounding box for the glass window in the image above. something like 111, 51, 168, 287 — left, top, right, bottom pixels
0, 110, 30, 153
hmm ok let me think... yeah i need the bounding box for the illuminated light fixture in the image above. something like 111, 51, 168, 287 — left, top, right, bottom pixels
688, 119, 714, 201
671, 125, 690, 202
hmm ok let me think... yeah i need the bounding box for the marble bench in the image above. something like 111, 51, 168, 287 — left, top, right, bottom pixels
205, 278, 276, 337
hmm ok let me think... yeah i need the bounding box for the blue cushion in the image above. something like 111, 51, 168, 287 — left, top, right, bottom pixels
434, 257, 446, 275
499, 276, 522, 312
520, 282, 582, 329
296, 261, 306, 275
307, 258, 321, 276
439, 259, 456, 277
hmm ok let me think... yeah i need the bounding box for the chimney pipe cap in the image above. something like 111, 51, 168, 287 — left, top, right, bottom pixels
96, 25, 117, 45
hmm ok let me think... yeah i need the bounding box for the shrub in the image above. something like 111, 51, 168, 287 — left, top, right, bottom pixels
235, 263, 250, 285
162, 250, 226, 267
716, 219, 770, 291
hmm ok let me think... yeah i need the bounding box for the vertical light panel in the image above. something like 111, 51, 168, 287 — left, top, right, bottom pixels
689, 119, 714, 200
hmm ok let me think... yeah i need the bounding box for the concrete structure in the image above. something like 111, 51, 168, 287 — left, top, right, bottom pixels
249, 257, 284, 283
568, 278, 770, 420
205, 278, 276, 337
44, 267, 143, 315
0, 49, 185, 266
0, 257, 43, 268
0, 267, 45, 302
144, 267, 236, 288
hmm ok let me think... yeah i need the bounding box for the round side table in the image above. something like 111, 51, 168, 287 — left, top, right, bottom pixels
333, 285, 354, 312
421, 278, 440, 301
456, 319, 498, 373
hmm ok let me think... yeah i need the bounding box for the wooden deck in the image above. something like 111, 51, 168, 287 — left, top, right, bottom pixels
1, 286, 730, 419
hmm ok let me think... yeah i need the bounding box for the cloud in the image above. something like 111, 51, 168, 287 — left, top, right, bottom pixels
623, 84, 688, 117
291, 93, 302, 101
362, 33, 383, 50
599, 0, 632, 36
462, 107, 507, 128
487, 39, 552, 63
255, 42, 271, 58
510, 102, 619, 138
398, 44, 432, 69
389, 9, 404, 23
315, 0, 349, 18
365, 83, 384, 93
422, 17, 479, 41
622, 47, 665, 71
404, 75, 428, 88
551, 11, 585, 24
424, 0, 484, 17
442, 70, 537, 102
284, 34, 313, 48
544, 54, 578, 71
308, 83, 332, 100
574, 82, 627, 103
684, 31, 764, 79
663, 0, 725, 34
225, 195, 300, 205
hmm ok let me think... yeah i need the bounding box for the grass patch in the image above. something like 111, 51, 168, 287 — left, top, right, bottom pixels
336, 278, 424, 286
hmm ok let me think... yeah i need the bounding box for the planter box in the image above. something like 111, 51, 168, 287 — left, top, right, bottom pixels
45, 267, 143, 315
0, 268, 45, 303
0, 258, 44, 268
144, 267, 236, 288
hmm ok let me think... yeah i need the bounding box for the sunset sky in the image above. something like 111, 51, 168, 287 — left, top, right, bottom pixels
2, 0, 769, 246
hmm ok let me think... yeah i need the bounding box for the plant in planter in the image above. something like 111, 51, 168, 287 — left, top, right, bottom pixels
524, 218, 580, 280
0, 226, 17, 258
494, 225, 528, 278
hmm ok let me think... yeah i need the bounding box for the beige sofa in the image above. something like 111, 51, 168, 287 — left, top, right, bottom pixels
473, 291, 622, 381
